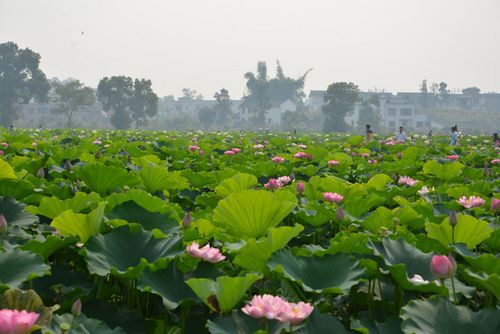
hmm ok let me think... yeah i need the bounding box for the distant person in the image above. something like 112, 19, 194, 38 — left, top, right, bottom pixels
37, 125, 42, 131
293, 127, 297, 136
8, 125, 13, 132
395, 126, 407, 142
450, 125, 459, 146
366, 124, 374, 141
428, 129, 433, 138
493, 133, 500, 146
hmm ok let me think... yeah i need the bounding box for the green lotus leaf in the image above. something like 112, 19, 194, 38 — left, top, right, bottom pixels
0, 249, 50, 289
296, 310, 349, 334
361, 206, 394, 233
186, 274, 261, 313
22, 235, 78, 260
0, 179, 35, 200
233, 224, 303, 271
366, 174, 393, 191
295, 201, 336, 227
344, 193, 385, 218
107, 201, 180, 235
485, 228, 500, 252
139, 165, 189, 192
106, 189, 179, 214
213, 189, 297, 239
214, 173, 258, 197
181, 169, 217, 189
347, 135, 364, 146
0, 158, 16, 180
207, 310, 286, 334
461, 269, 500, 301
51, 203, 106, 243
325, 232, 372, 255
423, 160, 464, 181
268, 250, 365, 294
50, 313, 126, 334
351, 315, 402, 334
0, 196, 39, 228
76, 163, 141, 195
426, 214, 492, 249
27, 192, 101, 219
400, 296, 500, 334
137, 262, 195, 310
83, 224, 182, 279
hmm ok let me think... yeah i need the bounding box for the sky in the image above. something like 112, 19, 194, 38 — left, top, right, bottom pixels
1, 0, 499, 99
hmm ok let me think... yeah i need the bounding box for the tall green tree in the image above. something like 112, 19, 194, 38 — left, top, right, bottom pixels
357, 100, 381, 132
214, 88, 232, 126
420, 79, 428, 109
52, 79, 96, 128
439, 82, 448, 102
322, 82, 360, 132
130, 79, 158, 128
198, 106, 216, 129
0, 42, 49, 126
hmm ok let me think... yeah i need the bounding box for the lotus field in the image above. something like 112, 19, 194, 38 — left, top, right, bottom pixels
1, 128, 500, 334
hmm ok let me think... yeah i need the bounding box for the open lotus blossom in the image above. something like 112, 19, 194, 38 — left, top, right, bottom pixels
0, 150, 3, 156
188, 145, 200, 151
264, 178, 281, 190
447, 155, 459, 160
430, 255, 456, 279
1, 143, 8, 148
31, 142, 37, 147
418, 185, 434, 196
457, 196, 485, 208
0, 309, 39, 334
323, 192, 343, 203
328, 160, 340, 166
272, 156, 285, 163
491, 159, 500, 164
276, 176, 292, 186
298, 144, 307, 149
231, 148, 241, 153
368, 159, 377, 164
360, 153, 369, 158
490, 199, 500, 212
409, 274, 429, 285
92, 139, 102, 145
293, 151, 307, 159
253, 144, 264, 149
276, 301, 314, 325
186, 243, 225, 263
224, 150, 235, 156
398, 176, 417, 187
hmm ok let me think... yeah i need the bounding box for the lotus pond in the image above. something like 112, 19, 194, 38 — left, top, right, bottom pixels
0, 129, 499, 334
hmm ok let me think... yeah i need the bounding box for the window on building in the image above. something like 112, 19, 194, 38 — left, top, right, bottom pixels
388, 121, 396, 127
400, 119, 412, 127
388, 108, 397, 116
400, 108, 412, 116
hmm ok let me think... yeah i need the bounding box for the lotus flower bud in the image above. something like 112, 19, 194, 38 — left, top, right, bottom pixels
396, 152, 402, 159
491, 199, 500, 213
296, 182, 305, 194
336, 207, 345, 221
0, 214, 7, 233
71, 298, 82, 316
449, 211, 457, 227
36, 167, 45, 178
64, 160, 72, 171
430, 255, 456, 279
182, 211, 192, 228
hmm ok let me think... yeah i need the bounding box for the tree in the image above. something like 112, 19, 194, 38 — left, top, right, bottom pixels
439, 82, 448, 101
0, 42, 49, 126
321, 82, 360, 132
129, 79, 158, 128
97, 76, 158, 129
198, 107, 216, 129
180, 88, 197, 101
52, 79, 96, 127
214, 88, 232, 126
357, 100, 381, 132
420, 79, 428, 109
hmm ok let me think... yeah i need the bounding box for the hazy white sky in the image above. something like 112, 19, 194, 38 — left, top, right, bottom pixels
1, 0, 499, 99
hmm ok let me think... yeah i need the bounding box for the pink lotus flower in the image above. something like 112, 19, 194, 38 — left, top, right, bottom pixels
92, 139, 102, 145
264, 178, 281, 190
298, 144, 307, 149
491, 159, 500, 165
1, 143, 8, 148
360, 153, 369, 158
447, 155, 459, 160
188, 145, 200, 151
323, 192, 343, 203
368, 159, 377, 164
276, 301, 314, 325
328, 160, 340, 166
253, 144, 264, 150
276, 176, 291, 186
0, 151, 3, 156
231, 148, 241, 153
457, 196, 485, 209
398, 176, 417, 187
490, 199, 500, 212
186, 243, 225, 263
199, 150, 205, 155
293, 152, 306, 159
385, 140, 396, 146
396, 152, 402, 159
296, 182, 305, 194
430, 255, 456, 279
418, 186, 434, 196
224, 150, 235, 156
31, 142, 37, 147
241, 295, 289, 320
0, 309, 39, 334
0, 214, 7, 233
351, 152, 357, 157
272, 156, 285, 163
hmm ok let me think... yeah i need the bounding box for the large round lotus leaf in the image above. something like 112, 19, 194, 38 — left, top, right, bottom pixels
214, 173, 258, 197
423, 160, 464, 181
0, 158, 16, 180
401, 296, 500, 334
27, 192, 101, 219
295, 310, 349, 334
49, 313, 126, 334
0, 249, 50, 289
295, 201, 336, 227
76, 163, 141, 195
213, 189, 297, 239
137, 262, 195, 310
351, 315, 402, 334
0, 196, 39, 228
268, 249, 365, 294
207, 310, 286, 334
0, 179, 35, 200
461, 269, 500, 301
107, 200, 180, 235
51, 203, 106, 243
21, 235, 78, 260
83, 225, 183, 278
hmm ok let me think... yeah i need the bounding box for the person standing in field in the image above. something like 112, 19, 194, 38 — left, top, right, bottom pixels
450, 125, 459, 146
395, 126, 407, 142
366, 124, 374, 142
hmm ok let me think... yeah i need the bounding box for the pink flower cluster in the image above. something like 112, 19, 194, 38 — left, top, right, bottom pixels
272, 156, 285, 163
323, 192, 343, 203
398, 176, 417, 187
293, 151, 307, 159
264, 176, 291, 190
186, 243, 226, 263
328, 160, 339, 166
457, 196, 485, 209
241, 295, 314, 325
0, 309, 39, 334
